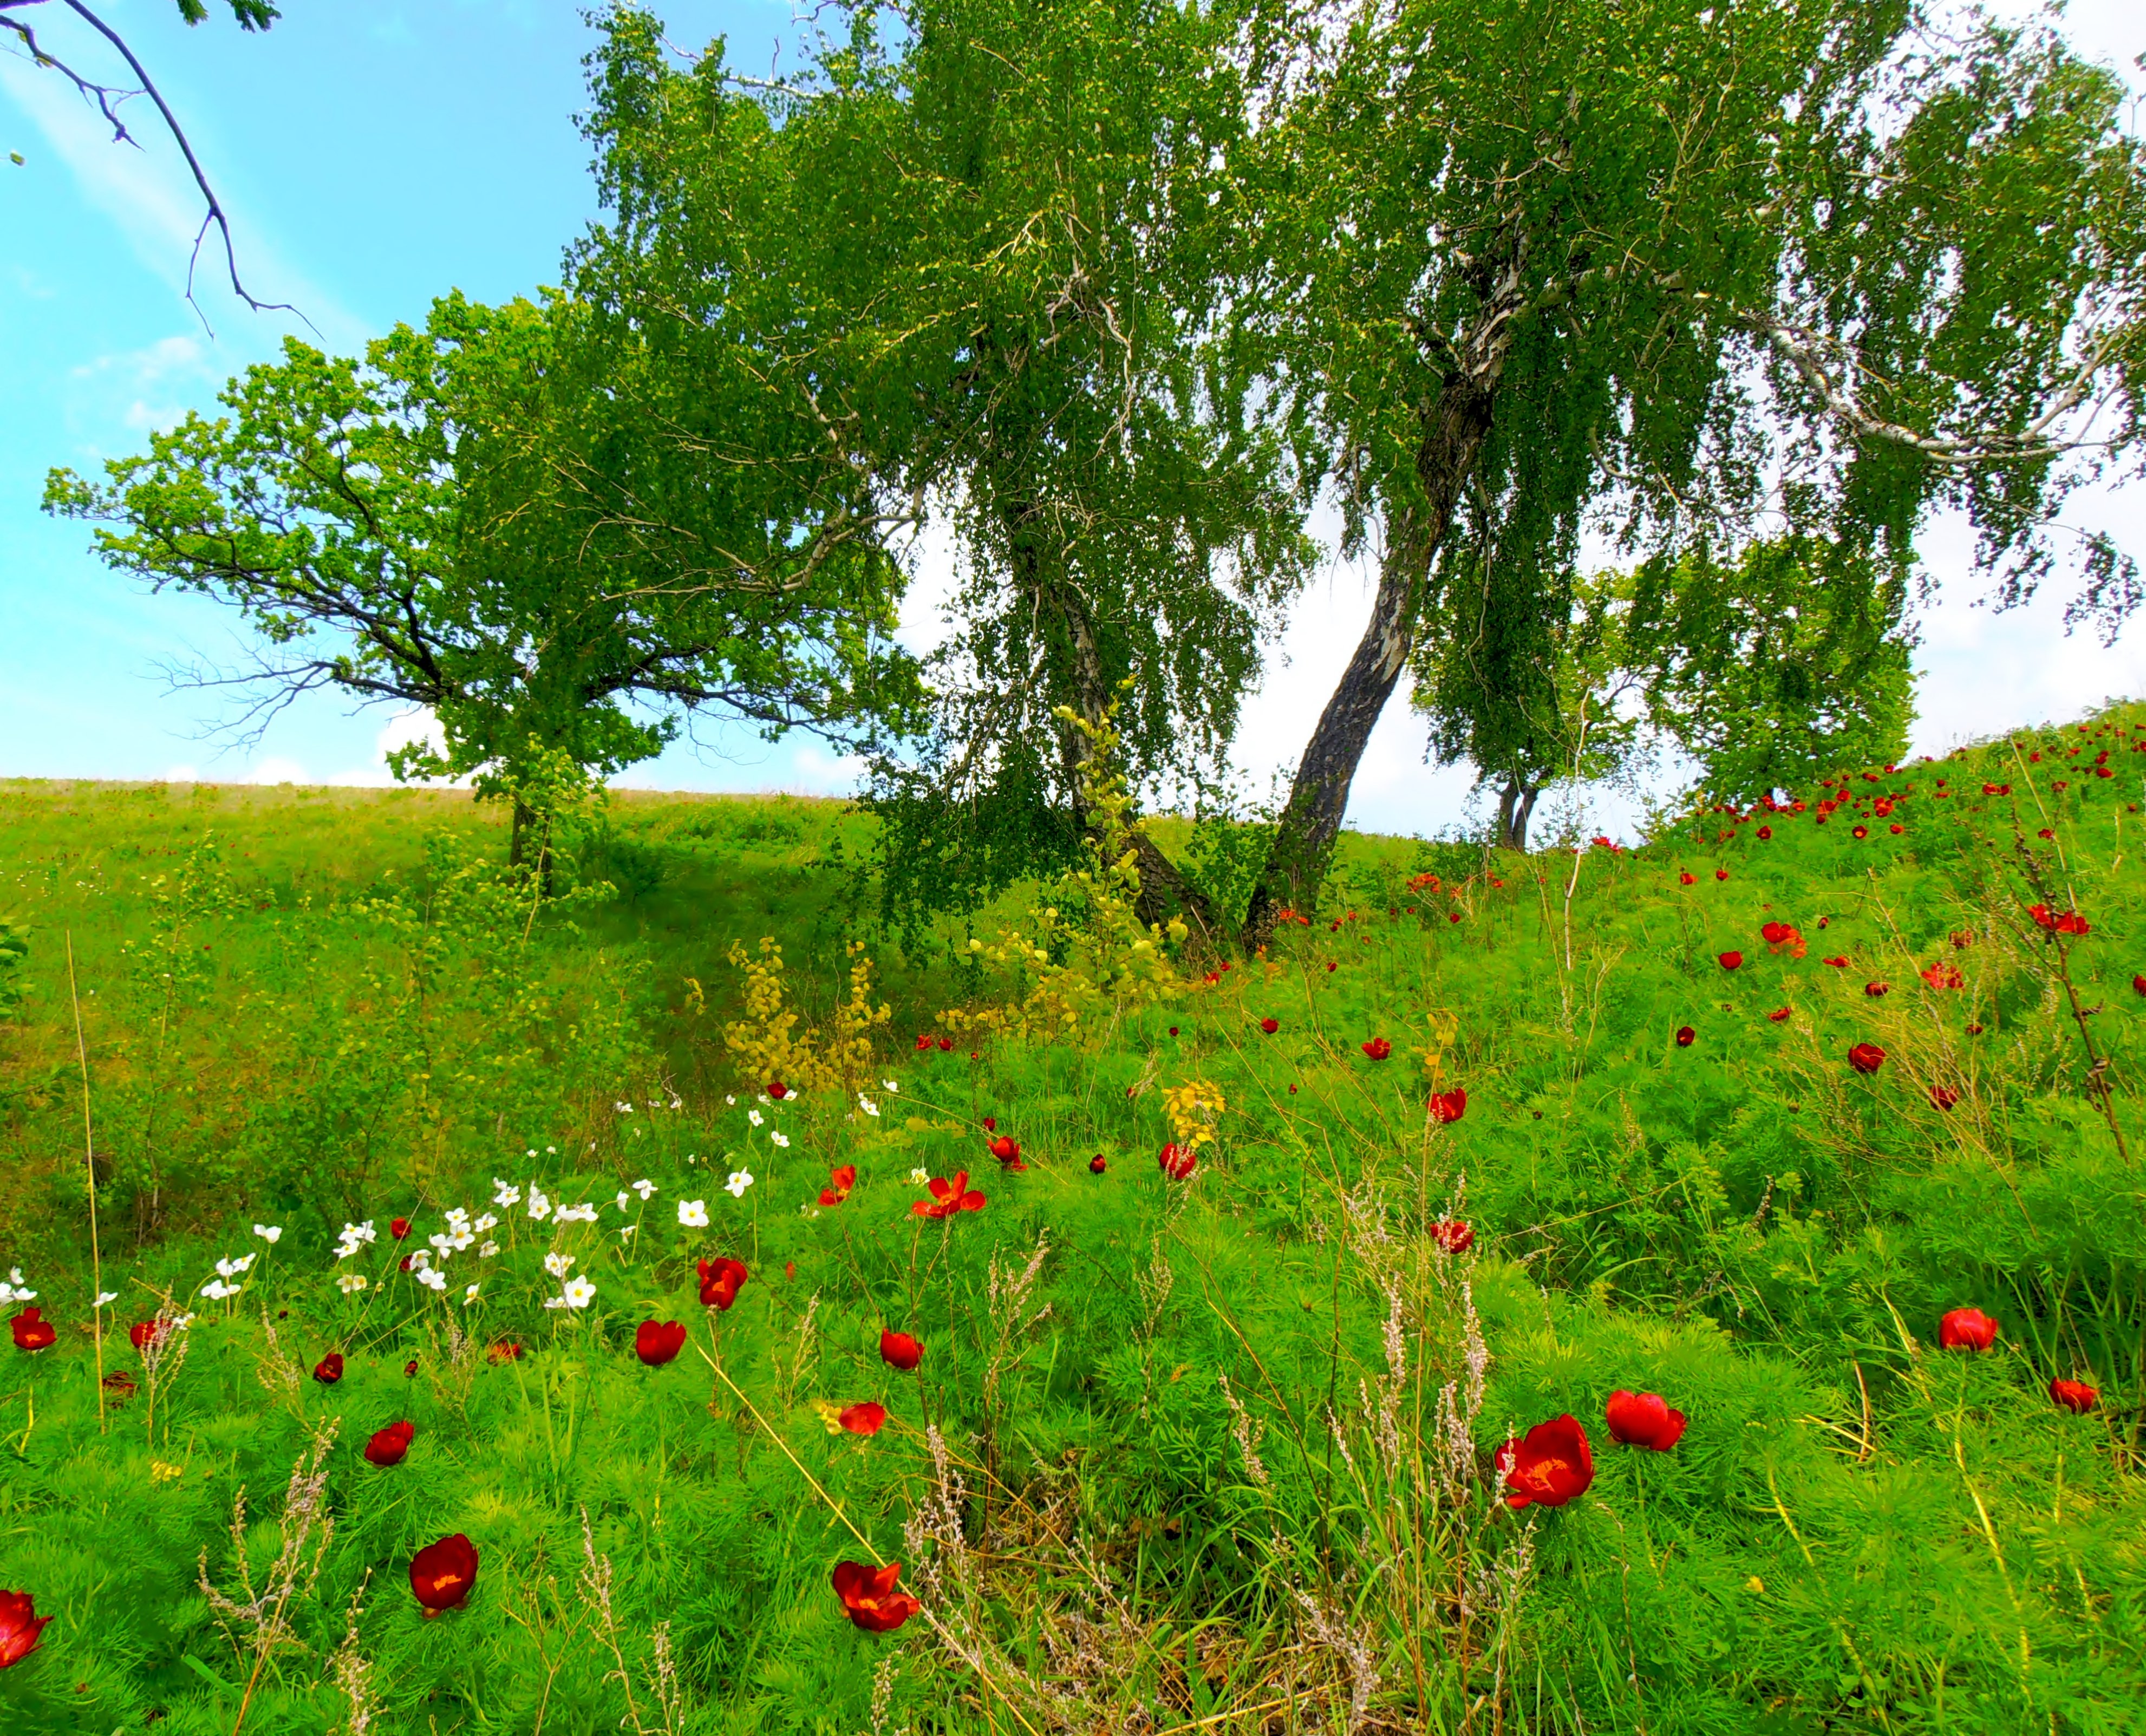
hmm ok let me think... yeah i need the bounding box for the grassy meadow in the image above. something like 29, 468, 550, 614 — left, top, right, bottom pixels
1, 713, 2144, 1734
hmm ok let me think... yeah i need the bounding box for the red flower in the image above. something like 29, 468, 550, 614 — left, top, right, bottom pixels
1167, 1026, 1179, 1036
768, 1080, 790, 1100
1848, 1043, 1886, 1075
1939, 1307, 1999, 1350
937, 1036, 953, 1052
1757, 825, 1772, 840
1675, 1026, 1695, 1048
825, 1164, 858, 1204
1718, 950, 1743, 971
1679, 871, 1696, 886
1604, 1390, 1687, 1452
2135, 975, 2146, 997
636, 1320, 687, 1366
364, 1420, 416, 1467
390, 1217, 412, 1242
1759, 921, 1793, 945
1496, 1414, 1595, 1509
1361, 1037, 1392, 1061
1982, 781, 2009, 795
987, 1135, 1023, 1170
1430, 1219, 1474, 1254
0, 1590, 50, 1669
832, 1560, 921, 1634
1088, 1153, 1107, 1173
409, 1533, 479, 1615
1158, 1143, 1197, 1180
698, 1257, 749, 1310
1889, 823, 1904, 834
1326, 961, 1338, 973
912, 1172, 986, 1218
1864, 981, 1889, 998
915, 1033, 934, 1052
1259, 1017, 1280, 1035
1929, 1085, 1960, 1111
129, 1319, 166, 1353
1428, 1088, 1467, 1125
2050, 1378, 2098, 1414
10, 1308, 54, 1353
981, 1117, 997, 1132
838, 1401, 888, 1437
880, 1330, 923, 1372
487, 1339, 524, 1363
2038, 827, 2055, 839
1823, 955, 1849, 968
1767, 1007, 1791, 1023
405, 1359, 419, 1378
2028, 903, 2090, 937
1920, 962, 1963, 990
313, 1352, 344, 1385
1852, 825, 1869, 840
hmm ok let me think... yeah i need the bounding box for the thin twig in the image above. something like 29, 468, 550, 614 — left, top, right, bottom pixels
67, 931, 106, 1432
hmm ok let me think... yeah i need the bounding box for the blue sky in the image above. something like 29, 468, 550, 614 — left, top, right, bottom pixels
3, 0, 2143, 840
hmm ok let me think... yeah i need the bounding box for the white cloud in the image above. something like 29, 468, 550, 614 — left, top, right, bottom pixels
246, 756, 306, 785
328, 707, 450, 786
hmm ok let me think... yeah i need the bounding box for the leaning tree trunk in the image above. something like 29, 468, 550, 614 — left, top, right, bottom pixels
1496, 777, 1541, 851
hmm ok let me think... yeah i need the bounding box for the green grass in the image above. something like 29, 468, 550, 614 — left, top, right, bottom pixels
0, 716, 2143, 1734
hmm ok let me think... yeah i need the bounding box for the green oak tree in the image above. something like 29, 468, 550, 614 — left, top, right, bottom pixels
45, 291, 922, 864
1233, 0, 2145, 936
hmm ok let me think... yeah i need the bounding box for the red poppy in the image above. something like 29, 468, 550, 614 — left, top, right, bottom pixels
1326, 961, 1338, 973
1167, 1026, 1179, 1036
1848, 1043, 1886, 1075
390, 1217, 412, 1242
1823, 956, 1849, 968
2028, 904, 2090, 937
1675, 1026, 1695, 1048
1767, 1007, 1790, 1022
313, 1352, 344, 1385
1604, 1390, 1687, 1451
0, 1590, 50, 1669
129, 1319, 167, 1353
698, 1257, 749, 1310
1889, 823, 1904, 834
1428, 1088, 1467, 1125
364, 1420, 416, 1467
409, 1533, 479, 1615
1718, 951, 1743, 971
987, 1135, 1022, 1169
1496, 1414, 1595, 1509
825, 1164, 858, 1204
1158, 1143, 1197, 1180
2050, 1378, 2098, 1414
2135, 975, 2146, 997
832, 1560, 921, 1634
1759, 921, 1793, 944
1927, 1084, 1960, 1111
915, 1033, 934, 1052
398, 1256, 414, 1273
1448, 911, 1462, 924
768, 1080, 790, 1100
1430, 1219, 1474, 1255
937, 1036, 954, 1052
912, 1172, 986, 1219
405, 1359, 419, 1378
1259, 1017, 1280, 1035
1864, 981, 1889, 998
1714, 868, 1728, 882
10, 1308, 54, 1353
487, 1339, 524, 1364
1362, 1038, 1392, 1061
838, 1401, 889, 1437
1939, 1307, 1999, 1350
2037, 827, 2055, 840
880, 1330, 923, 1372
981, 1117, 997, 1132
636, 1320, 687, 1366
1982, 782, 2010, 795
1757, 825, 1772, 840
1851, 825, 1869, 840
1088, 1153, 1107, 1173
1679, 872, 1696, 886
1920, 962, 1964, 990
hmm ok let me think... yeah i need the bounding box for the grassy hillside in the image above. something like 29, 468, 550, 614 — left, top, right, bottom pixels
0, 709, 2142, 1733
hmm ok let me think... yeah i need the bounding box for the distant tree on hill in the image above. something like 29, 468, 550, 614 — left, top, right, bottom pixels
44, 291, 923, 866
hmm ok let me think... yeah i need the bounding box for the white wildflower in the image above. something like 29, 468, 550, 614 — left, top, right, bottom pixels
555, 1202, 598, 1225
492, 1179, 522, 1208
726, 1169, 754, 1198
336, 1272, 368, 1295
615, 1191, 630, 1213
858, 1096, 879, 1117
200, 1278, 240, 1301
748, 1109, 764, 1128
909, 1167, 930, 1185
632, 1178, 656, 1200
677, 1199, 709, 1228
252, 1224, 283, 1244
770, 1131, 790, 1148
479, 1240, 500, 1259
544, 1251, 576, 1278
416, 1267, 447, 1293
615, 1100, 634, 1114
473, 1212, 499, 1235
464, 1282, 481, 1303
94, 1290, 118, 1308
527, 1187, 552, 1222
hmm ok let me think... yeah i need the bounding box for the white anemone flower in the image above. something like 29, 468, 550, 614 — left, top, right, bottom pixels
492, 1179, 522, 1208
252, 1224, 283, 1244
726, 1169, 754, 1199
336, 1272, 368, 1294
747, 1109, 764, 1128
527, 1187, 552, 1222
908, 1167, 931, 1185
544, 1251, 576, 1278
416, 1267, 448, 1293
677, 1199, 709, 1228
94, 1290, 118, 1308
464, 1282, 481, 1303
632, 1178, 656, 1200
858, 1096, 879, 1117
769, 1131, 791, 1149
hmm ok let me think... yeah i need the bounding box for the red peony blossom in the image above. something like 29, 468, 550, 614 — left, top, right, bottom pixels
1714, 868, 1728, 881
313, 1352, 344, 1385
129, 1319, 166, 1353
698, 1257, 749, 1310
1259, 1017, 1280, 1034
1864, 981, 1889, 998
1430, 1219, 1474, 1255
1604, 1390, 1687, 1452
987, 1135, 1022, 1169
1757, 825, 1772, 840
2050, 1378, 2098, 1414
1679, 872, 1696, 886
636, 1320, 687, 1366
390, 1217, 412, 1242
768, 1080, 790, 1100
1496, 1414, 1595, 1509
832, 1560, 922, 1634
1939, 1307, 1999, 1350
1429, 1088, 1467, 1125
1158, 1143, 1197, 1180
1718, 951, 1743, 971
1929, 1085, 1960, 1111
1848, 1043, 1887, 1075
1362, 1037, 1393, 1061
913, 1172, 986, 1219
409, 1533, 479, 1616
1767, 1007, 1791, 1023
1759, 921, 1793, 944
364, 1420, 416, 1467
880, 1330, 923, 1372
10, 1308, 54, 1353
838, 1401, 889, 1437
2028, 903, 2090, 937
1675, 1026, 1696, 1048
0, 1590, 50, 1669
